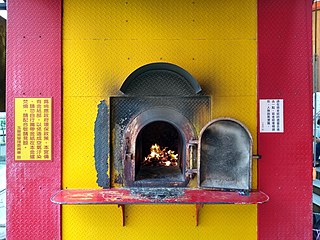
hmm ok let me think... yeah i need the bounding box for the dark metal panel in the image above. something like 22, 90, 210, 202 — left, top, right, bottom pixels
94, 100, 110, 188
120, 62, 202, 95
198, 118, 252, 191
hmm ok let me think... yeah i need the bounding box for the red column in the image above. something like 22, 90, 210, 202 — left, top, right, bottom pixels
6, 0, 61, 239
258, 0, 313, 239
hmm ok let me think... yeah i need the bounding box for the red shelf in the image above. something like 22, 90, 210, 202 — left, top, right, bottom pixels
51, 188, 269, 205
51, 188, 269, 226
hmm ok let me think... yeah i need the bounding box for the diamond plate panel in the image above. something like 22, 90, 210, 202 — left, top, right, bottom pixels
63, 40, 256, 98
122, 70, 196, 96
63, 204, 257, 240
110, 97, 210, 133
63, 0, 255, 41
63, 0, 258, 239
6, 0, 62, 239
258, 1, 313, 239
63, 97, 104, 189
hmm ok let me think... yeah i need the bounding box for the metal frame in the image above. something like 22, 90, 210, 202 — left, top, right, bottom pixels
123, 107, 197, 187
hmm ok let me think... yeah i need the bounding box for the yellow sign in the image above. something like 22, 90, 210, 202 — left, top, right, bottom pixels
15, 98, 52, 161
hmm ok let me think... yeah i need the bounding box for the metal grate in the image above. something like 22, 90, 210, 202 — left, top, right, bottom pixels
120, 62, 202, 96
122, 70, 197, 96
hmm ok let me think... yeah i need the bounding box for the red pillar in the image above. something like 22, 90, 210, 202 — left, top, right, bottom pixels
258, 1, 313, 239
6, 0, 61, 239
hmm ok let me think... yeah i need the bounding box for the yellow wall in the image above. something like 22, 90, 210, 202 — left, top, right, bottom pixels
63, 1, 257, 239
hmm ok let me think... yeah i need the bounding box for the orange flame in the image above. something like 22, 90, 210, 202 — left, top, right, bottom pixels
143, 144, 178, 167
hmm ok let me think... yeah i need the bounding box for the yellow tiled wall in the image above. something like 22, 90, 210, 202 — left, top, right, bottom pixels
63, 1, 257, 239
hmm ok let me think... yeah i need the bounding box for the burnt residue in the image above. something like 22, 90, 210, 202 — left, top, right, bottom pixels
94, 100, 110, 188
199, 119, 252, 191
130, 187, 185, 201
115, 173, 123, 185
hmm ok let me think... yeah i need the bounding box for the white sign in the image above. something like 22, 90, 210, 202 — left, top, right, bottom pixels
260, 99, 284, 133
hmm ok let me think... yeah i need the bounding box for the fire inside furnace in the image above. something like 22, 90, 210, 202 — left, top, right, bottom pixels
143, 144, 178, 167
134, 121, 185, 184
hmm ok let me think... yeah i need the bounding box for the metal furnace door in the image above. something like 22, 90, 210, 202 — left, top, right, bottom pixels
197, 118, 252, 191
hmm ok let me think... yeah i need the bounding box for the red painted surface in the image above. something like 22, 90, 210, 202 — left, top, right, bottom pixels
51, 189, 269, 205
258, 0, 313, 239
4, 0, 313, 239
6, 0, 61, 239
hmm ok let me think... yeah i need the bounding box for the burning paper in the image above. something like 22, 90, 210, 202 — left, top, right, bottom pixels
143, 144, 178, 167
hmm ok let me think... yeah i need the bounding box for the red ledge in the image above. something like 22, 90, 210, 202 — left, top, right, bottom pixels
51, 188, 269, 205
